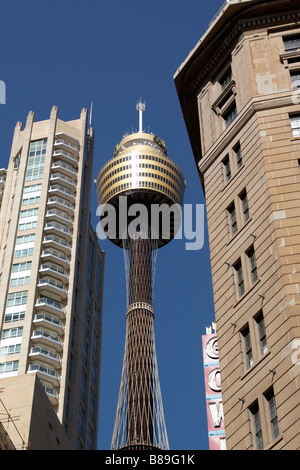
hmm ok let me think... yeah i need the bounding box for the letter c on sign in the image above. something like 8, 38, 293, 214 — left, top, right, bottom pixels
208, 368, 221, 392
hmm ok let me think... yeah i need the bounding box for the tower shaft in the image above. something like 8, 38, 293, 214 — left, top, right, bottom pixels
127, 237, 154, 448
111, 235, 169, 450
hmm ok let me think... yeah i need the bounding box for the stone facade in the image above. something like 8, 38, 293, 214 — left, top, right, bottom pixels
175, 0, 300, 450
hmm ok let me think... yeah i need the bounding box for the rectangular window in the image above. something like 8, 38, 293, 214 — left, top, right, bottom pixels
250, 402, 264, 450
0, 344, 21, 356
0, 360, 19, 374
290, 114, 300, 137
228, 202, 237, 236
234, 259, 245, 297
291, 72, 300, 90
22, 195, 40, 205
233, 142, 243, 169
10, 275, 30, 287
14, 247, 34, 258
223, 155, 231, 182
6, 291, 28, 308
16, 234, 35, 245
25, 139, 47, 182
4, 311, 25, 323
219, 67, 233, 91
241, 325, 253, 369
224, 102, 237, 127
20, 208, 39, 218
247, 246, 258, 284
284, 34, 300, 52
240, 190, 250, 222
265, 388, 279, 441
1, 327, 23, 340
23, 183, 42, 194
18, 221, 37, 231
255, 311, 267, 356
12, 261, 32, 273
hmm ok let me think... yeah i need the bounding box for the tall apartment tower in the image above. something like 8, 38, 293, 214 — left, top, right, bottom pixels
0, 107, 105, 450
175, 0, 300, 450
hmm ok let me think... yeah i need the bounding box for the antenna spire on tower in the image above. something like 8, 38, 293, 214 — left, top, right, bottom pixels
136, 98, 146, 133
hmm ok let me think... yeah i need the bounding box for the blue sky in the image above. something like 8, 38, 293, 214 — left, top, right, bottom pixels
0, 0, 225, 450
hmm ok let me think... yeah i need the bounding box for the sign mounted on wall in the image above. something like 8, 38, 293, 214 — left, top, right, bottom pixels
202, 324, 226, 450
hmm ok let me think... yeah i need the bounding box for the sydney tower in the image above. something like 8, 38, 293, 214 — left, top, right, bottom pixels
96, 101, 185, 450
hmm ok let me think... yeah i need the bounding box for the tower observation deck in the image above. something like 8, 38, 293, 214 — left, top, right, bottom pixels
96, 102, 185, 450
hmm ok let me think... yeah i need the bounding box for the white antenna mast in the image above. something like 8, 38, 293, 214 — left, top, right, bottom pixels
136, 98, 146, 133
89, 101, 93, 129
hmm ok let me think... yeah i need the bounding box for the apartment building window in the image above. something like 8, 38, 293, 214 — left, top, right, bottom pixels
249, 402, 264, 450
265, 388, 279, 441
1, 327, 23, 339
16, 234, 35, 244
12, 261, 32, 272
14, 247, 34, 258
0, 361, 19, 374
223, 155, 231, 182
219, 67, 233, 91
290, 114, 300, 137
4, 310, 25, 323
228, 202, 237, 235
247, 246, 258, 284
6, 291, 27, 307
284, 34, 300, 52
20, 208, 39, 218
23, 183, 42, 194
25, 139, 47, 182
0, 343, 21, 356
255, 311, 267, 356
22, 195, 40, 205
18, 220, 37, 231
291, 71, 300, 89
233, 142, 243, 169
240, 190, 250, 222
78, 404, 85, 437
241, 325, 253, 369
10, 275, 30, 287
234, 259, 245, 297
224, 101, 237, 127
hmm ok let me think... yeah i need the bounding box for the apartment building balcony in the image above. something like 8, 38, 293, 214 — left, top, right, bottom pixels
54, 134, 80, 156
33, 312, 64, 335
52, 148, 78, 168
29, 344, 61, 368
44, 221, 72, 242
35, 296, 65, 320
37, 277, 67, 301
42, 384, 59, 406
39, 262, 68, 283
48, 184, 75, 202
51, 160, 77, 180
43, 234, 71, 256
31, 328, 63, 352
50, 172, 76, 191
46, 208, 73, 229
27, 363, 60, 387
41, 247, 69, 270
47, 195, 74, 216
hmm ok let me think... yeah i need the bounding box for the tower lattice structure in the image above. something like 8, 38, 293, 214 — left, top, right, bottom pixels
96, 103, 185, 450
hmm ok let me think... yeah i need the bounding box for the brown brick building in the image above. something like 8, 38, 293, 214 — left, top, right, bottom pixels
175, 0, 300, 450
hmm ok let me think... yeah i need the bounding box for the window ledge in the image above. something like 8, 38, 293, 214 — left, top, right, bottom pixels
222, 163, 246, 193
265, 435, 284, 450
227, 216, 253, 247
241, 350, 271, 381
233, 279, 261, 308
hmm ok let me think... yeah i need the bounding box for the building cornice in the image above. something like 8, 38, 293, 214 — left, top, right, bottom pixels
174, 0, 300, 174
